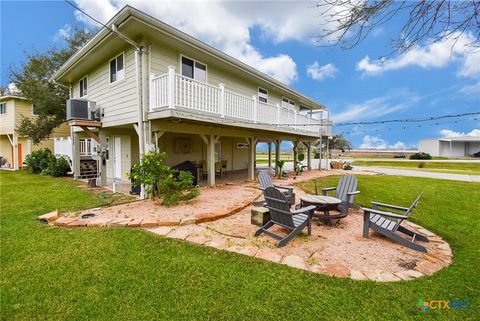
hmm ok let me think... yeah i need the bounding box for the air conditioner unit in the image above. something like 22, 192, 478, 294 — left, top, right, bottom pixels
66, 99, 99, 121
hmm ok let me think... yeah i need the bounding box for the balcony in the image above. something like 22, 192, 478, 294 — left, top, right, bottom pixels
149, 68, 332, 137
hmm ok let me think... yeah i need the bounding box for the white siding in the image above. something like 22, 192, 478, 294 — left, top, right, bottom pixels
72, 48, 138, 127
148, 43, 300, 112
419, 139, 440, 156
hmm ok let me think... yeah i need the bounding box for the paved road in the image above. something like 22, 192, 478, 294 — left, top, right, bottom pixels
259, 160, 480, 183
353, 165, 480, 183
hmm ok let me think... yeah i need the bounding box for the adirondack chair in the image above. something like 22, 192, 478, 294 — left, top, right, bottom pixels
320, 175, 360, 217
258, 170, 293, 205
254, 186, 316, 247
362, 192, 429, 252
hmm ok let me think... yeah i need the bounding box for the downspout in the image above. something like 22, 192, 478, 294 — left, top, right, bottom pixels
135, 48, 145, 199
111, 24, 147, 199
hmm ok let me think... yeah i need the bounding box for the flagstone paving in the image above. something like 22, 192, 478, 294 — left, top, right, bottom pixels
144, 206, 453, 282
43, 170, 452, 282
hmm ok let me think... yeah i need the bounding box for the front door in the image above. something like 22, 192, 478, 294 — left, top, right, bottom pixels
114, 137, 122, 178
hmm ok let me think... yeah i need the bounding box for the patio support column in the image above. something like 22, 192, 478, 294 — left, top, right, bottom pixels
306, 141, 312, 170
318, 136, 323, 170
274, 139, 281, 175
267, 142, 272, 168
247, 137, 258, 181
293, 141, 298, 172
72, 131, 81, 178
326, 137, 330, 171
99, 131, 107, 186
201, 134, 220, 187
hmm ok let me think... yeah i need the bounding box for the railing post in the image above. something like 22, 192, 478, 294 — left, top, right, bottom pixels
252, 95, 258, 123
149, 74, 156, 111
276, 103, 280, 126
219, 83, 225, 118
167, 66, 175, 109
308, 113, 311, 132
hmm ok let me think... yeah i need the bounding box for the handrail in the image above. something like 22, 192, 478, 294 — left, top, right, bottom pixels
150, 69, 331, 135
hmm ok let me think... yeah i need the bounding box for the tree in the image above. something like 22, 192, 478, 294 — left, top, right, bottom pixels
9, 28, 93, 144
315, 0, 480, 54
329, 134, 352, 152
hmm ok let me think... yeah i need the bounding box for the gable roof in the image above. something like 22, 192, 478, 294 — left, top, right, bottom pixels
53, 5, 325, 110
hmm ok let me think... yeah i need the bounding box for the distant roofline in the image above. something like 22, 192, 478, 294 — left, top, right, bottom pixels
0, 95, 29, 102
53, 5, 326, 110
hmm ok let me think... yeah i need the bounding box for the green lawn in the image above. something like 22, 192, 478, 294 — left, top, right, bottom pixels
353, 160, 480, 175
1, 171, 479, 320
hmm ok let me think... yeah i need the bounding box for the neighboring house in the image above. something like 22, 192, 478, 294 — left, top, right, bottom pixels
53, 6, 331, 195
419, 136, 480, 157
0, 95, 69, 170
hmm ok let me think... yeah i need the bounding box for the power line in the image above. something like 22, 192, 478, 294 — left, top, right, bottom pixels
334, 112, 480, 127
64, 0, 140, 49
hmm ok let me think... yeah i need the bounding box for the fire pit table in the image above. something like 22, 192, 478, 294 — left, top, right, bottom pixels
300, 194, 343, 225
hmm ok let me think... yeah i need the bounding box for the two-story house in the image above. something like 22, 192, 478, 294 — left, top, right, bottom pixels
0, 95, 69, 170
53, 6, 331, 196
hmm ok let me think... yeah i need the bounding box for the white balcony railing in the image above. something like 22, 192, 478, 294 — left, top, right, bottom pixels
54, 137, 72, 159
150, 67, 332, 135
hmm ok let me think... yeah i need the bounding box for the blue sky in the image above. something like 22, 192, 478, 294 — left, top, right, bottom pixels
1, 1, 479, 149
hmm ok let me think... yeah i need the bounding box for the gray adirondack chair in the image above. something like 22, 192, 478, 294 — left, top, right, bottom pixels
258, 170, 293, 205
254, 186, 316, 247
321, 175, 360, 217
362, 192, 429, 252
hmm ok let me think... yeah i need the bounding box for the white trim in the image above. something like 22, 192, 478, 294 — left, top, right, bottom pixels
79, 75, 89, 98
258, 87, 268, 103
109, 52, 126, 84
282, 96, 295, 110
179, 54, 208, 83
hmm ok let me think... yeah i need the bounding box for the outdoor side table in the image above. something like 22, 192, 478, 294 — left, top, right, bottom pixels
300, 195, 342, 225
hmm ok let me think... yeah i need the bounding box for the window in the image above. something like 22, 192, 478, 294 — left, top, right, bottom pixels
0, 103, 6, 114
181, 56, 207, 82
258, 88, 268, 103
79, 77, 88, 97
32, 104, 40, 115
282, 97, 295, 110
109, 53, 125, 83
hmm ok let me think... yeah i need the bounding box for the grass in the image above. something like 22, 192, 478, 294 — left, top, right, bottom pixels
1, 171, 479, 320
353, 160, 480, 175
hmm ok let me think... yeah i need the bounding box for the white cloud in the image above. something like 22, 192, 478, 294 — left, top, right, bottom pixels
331, 89, 420, 123
440, 128, 480, 138
460, 81, 480, 96
359, 135, 407, 150
70, 0, 339, 85
7, 83, 20, 94
306, 62, 338, 81
356, 32, 480, 78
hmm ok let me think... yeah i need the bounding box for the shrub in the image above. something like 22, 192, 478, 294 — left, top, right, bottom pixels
410, 152, 432, 160
44, 156, 70, 177
25, 148, 52, 174
276, 160, 286, 178
343, 164, 353, 170
129, 151, 200, 205
418, 162, 426, 168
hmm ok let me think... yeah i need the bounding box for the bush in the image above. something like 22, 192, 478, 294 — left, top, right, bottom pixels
44, 156, 70, 177
418, 162, 426, 168
129, 151, 200, 205
343, 164, 353, 170
25, 148, 52, 174
409, 152, 432, 160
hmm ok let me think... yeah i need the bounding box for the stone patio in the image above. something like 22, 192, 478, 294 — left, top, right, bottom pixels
42, 169, 453, 281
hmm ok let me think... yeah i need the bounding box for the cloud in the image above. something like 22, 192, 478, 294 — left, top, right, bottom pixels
306, 62, 338, 81
7, 83, 20, 94
70, 0, 337, 85
359, 135, 407, 150
331, 89, 420, 123
460, 81, 480, 96
54, 24, 72, 43
356, 32, 480, 78
440, 129, 480, 138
